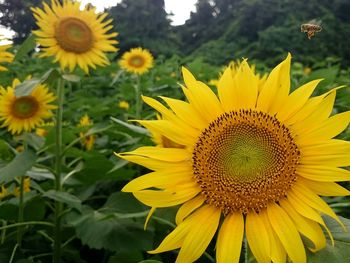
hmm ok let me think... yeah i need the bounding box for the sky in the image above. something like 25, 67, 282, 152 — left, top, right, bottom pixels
81, 0, 197, 25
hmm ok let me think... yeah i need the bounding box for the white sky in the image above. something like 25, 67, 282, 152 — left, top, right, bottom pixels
0, 0, 196, 44
81, 0, 197, 25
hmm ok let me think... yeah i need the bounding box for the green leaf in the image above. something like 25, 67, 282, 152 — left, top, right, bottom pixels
14, 34, 36, 61
43, 190, 81, 210
110, 117, 149, 135
62, 74, 81, 82
15, 68, 60, 96
67, 206, 154, 252
85, 123, 112, 136
102, 192, 148, 214
0, 149, 37, 184
108, 251, 143, 263
307, 216, 350, 262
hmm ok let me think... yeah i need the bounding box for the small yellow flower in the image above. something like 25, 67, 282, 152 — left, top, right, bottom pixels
79, 114, 95, 151
0, 78, 56, 134
0, 43, 14, 71
15, 145, 24, 153
118, 100, 130, 110
13, 178, 31, 197
304, 67, 312, 75
119, 47, 154, 75
0, 185, 8, 199
36, 128, 48, 137
170, 72, 176, 77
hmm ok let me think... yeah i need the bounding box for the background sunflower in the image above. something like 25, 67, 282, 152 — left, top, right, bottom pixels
31, 0, 118, 73
119, 47, 154, 74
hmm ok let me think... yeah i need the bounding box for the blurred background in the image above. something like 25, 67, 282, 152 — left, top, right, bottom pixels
1, 0, 350, 67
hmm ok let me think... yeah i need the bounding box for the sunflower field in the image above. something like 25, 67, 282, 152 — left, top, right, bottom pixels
1, 0, 350, 263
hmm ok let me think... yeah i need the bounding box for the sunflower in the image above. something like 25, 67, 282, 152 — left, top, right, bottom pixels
78, 114, 95, 151
0, 43, 14, 71
31, 0, 118, 73
0, 78, 56, 134
119, 47, 154, 75
119, 54, 350, 263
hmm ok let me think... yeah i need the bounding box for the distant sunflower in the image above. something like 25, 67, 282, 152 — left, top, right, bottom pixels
31, 0, 118, 73
119, 47, 154, 74
119, 54, 350, 263
0, 43, 14, 71
0, 79, 56, 134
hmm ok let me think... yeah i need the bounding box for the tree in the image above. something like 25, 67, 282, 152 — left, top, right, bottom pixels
0, 0, 45, 44
108, 0, 179, 57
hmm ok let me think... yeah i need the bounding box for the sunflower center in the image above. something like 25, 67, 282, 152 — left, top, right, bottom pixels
129, 56, 145, 68
193, 110, 300, 214
11, 96, 39, 119
55, 17, 93, 53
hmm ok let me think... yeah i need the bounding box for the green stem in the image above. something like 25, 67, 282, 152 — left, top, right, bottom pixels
17, 176, 25, 247
53, 78, 64, 263
0, 221, 54, 231
134, 75, 142, 119
9, 244, 18, 263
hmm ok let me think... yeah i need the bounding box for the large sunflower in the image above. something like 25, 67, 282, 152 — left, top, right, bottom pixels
119, 47, 154, 75
31, 0, 118, 73
119, 54, 350, 263
0, 43, 14, 71
0, 79, 56, 134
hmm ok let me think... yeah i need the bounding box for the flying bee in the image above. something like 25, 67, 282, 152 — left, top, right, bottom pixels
301, 20, 322, 39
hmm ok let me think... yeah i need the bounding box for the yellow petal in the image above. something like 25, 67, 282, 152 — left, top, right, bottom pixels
291, 183, 343, 227
138, 120, 197, 146
246, 211, 271, 263
267, 203, 306, 263
297, 111, 350, 145
257, 53, 291, 114
160, 96, 207, 130
181, 67, 223, 122
116, 153, 190, 171
121, 146, 190, 162
233, 60, 258, 109
299, 178, 350, 196
297, 165, 350, 182
176, 205, 220, 263
175, 195, 205, 225
122, 171, 193, 192
260, 210, 286, 263
217, 67, 238, 112
291, 90, 336, 135
216, 213, 244, 263
133, 187, 200, 207
144, 207, 156, 230
280, 199, 326, 252
277, 79, 322, 121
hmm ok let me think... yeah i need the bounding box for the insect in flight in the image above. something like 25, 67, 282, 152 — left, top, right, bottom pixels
301, 20, 322, 39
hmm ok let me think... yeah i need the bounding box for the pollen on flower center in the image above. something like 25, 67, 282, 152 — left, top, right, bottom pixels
11, 96, 40, 119
192, 109, 300, 214
55, 17, 93, 53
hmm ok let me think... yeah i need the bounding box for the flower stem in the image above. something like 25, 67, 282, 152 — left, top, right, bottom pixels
134, 75, 141, 119
16, 176, 25, 247
53, 78, 64, 263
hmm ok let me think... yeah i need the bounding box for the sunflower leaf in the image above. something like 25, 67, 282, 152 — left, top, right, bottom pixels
110, 117, 149, 135
14, 69, 60, 97
307, 216, 350, 262
0, 149, 37, 184
43, 190, 82, 210
13, 34, 36, 61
